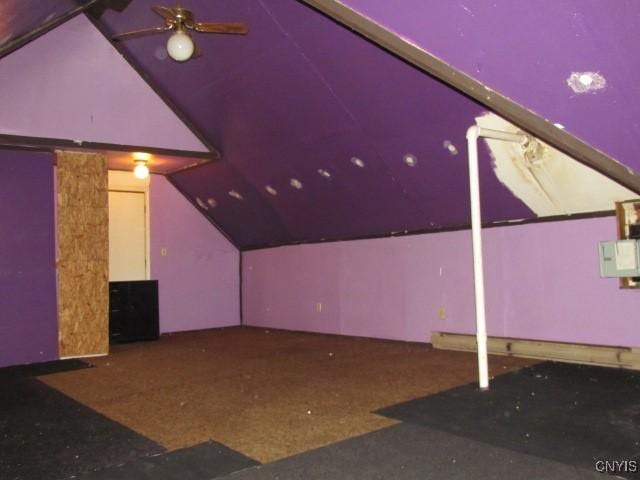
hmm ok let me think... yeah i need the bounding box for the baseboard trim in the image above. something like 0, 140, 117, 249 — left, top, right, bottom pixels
432, 332, 640, 370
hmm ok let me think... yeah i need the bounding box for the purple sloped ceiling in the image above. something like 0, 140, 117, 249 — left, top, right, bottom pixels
337, 0, 640, 175
0, 15, 207, 152
98, 0, 533, 248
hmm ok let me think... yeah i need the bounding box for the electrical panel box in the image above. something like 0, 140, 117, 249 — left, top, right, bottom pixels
599, 240, 640, 277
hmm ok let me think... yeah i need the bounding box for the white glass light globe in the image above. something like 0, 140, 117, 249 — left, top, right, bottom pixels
133, 162, 149, 179
167, 31, 194, 62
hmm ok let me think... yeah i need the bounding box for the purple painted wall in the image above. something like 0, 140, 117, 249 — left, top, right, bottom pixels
0, 15, 207, 152
243, 216, 640, 348
0, 150, 58, 368
150, 175, 239, 333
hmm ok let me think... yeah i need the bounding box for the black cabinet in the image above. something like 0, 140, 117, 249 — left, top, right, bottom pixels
109, 280, 159, 344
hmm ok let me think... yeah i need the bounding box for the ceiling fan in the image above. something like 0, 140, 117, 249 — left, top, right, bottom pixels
112, 4, 249, 62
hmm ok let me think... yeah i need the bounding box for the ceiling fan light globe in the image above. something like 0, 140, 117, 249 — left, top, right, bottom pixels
167, 31, 194, 61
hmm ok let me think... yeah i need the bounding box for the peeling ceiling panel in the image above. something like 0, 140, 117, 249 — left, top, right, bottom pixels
336, 0, 640, 176
97, 0, 536, 247
477, 113, 636, 216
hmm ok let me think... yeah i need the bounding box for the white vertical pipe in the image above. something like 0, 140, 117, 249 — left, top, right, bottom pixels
465, 126, 527, 390
466, 126, 490, 390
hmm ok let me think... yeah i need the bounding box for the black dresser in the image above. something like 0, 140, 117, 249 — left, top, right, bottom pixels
109, 280, 159, 344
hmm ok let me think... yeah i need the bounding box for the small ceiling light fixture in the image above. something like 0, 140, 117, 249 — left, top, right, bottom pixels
317, 168, 331, 179
229, 190, 244, 200
290, 178, 303, 189
132, 152, 151, 179
166, 28, 194, 62
207, 198, 217, 208
265, 185, 278, 195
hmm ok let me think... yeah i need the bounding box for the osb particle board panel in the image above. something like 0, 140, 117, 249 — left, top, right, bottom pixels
56, 151, 109, 358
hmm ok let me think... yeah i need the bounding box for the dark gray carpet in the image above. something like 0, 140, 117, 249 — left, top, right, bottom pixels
376, 362, 640, 477
76, 441, 259, 480
0, 362, 164, 480
215, 423, 603, 479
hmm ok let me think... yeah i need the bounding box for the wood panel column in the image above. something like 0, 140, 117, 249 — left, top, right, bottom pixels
56, 150, 109, 357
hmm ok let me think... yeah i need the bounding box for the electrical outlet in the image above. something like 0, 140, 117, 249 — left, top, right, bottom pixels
161, 247, 168, 257
437, 307, 447, 320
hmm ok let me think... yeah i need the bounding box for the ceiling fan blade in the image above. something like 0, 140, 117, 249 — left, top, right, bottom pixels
152, 5, 178, 22
112, 25, 173, 41
193, 22, 249, 34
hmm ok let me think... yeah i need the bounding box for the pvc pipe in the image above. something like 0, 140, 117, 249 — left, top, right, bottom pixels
465, 126, 527, 390
466, 126, 490, 390
475, 127, 526, 144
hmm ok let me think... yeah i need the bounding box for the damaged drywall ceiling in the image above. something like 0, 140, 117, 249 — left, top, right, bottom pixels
477, 113, 636, 217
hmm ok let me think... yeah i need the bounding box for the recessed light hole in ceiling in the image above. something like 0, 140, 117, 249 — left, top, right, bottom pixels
351, 157, 365, 168
443, 140, 458, 156
196, 197, 208, 210
403, 154, 418, 167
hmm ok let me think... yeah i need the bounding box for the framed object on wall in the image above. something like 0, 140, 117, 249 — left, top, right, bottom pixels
615, 200, 640, 289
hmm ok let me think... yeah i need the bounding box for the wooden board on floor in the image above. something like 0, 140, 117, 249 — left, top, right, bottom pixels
56, 150, 109, 358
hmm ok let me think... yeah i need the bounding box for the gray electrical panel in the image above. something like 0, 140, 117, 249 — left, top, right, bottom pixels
599, 240, 640, 277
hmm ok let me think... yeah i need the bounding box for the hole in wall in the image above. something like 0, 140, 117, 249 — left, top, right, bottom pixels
229, 190, 244, 200
567, 71, 606, 93
290, 178, 303, 189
